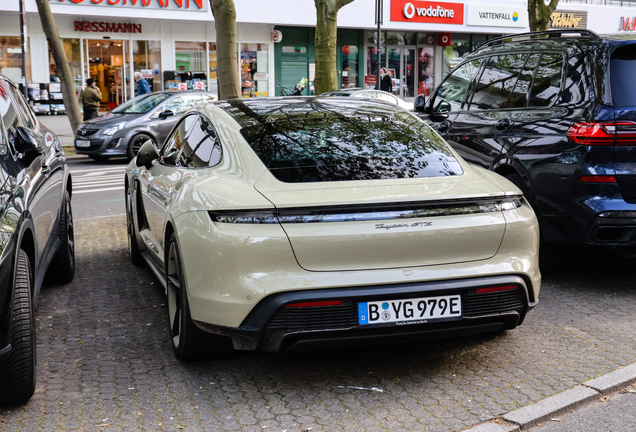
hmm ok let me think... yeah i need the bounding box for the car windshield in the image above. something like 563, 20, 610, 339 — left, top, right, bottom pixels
239, 101, 463, 183
112, 93, 170, 114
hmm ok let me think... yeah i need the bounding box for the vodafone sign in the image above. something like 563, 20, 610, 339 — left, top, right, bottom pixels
391, 0, 463, 25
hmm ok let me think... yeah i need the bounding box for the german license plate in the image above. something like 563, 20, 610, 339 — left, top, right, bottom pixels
358, 295, 461, 325
76, 140, 90, 147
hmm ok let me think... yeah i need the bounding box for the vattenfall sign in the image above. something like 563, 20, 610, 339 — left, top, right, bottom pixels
466, 4, 526, 28
390, 0, 464, 25
51, 0, 208, 12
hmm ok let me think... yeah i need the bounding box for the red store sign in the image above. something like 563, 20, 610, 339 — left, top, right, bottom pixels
75, 21, 142, 33
619, 17, 636, 31
391, 0, 464, 25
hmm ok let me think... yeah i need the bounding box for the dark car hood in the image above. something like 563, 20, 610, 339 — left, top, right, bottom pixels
79, 112, 144, 129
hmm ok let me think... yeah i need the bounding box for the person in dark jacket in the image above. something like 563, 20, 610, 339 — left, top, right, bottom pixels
81, 78, 102, 122
380, 67, 393, 93
134, 72, 151, 96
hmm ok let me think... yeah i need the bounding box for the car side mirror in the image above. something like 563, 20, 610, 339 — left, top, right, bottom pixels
14, 127, 40, 154
437, 101, 451, 114
414, 95, 426, 112
135, 140, 159, 168
159, 110, 174, 120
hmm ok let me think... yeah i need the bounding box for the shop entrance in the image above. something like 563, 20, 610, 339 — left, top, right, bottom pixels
83, 39, 128, 109
387, 46, 415, 99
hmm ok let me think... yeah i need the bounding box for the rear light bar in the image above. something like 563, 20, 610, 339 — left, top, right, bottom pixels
578, 175, 617, 183
285, 300, 342, 308
567, 121, 636, 146
476, 285, 518, 294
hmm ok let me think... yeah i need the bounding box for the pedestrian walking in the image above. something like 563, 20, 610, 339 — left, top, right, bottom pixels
81, 78, 102, 122
380, 67, 393, 93
134, 72, 151, 96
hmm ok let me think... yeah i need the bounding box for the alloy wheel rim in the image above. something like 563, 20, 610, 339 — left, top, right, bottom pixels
132, 136, 148, 155
126, 192, 134, 256
167, 243, 182, 348
66, 199, 75, 262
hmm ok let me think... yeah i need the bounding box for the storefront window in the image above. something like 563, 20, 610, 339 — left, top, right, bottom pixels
175, 41, 206, 73
417, 46, 434, 97
132, 41, 162, 93
85, 39, 126, 107
442, 34, 471, 78
209, 42, 218, 94
387, 31, 416, 45
49, 38, 81, 96
341, 45, 359, 88
240, 43, 268, 98
0, 36, 31, 84
366, 31, 386, 46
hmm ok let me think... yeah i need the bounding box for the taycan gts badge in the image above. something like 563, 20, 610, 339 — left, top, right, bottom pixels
375, 221, 433, 230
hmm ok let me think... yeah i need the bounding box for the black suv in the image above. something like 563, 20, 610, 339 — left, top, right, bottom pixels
0, 76, 74, 404
415, 30, 636, 268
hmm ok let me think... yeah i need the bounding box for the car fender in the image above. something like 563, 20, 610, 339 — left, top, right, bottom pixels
121, 127, 159, 150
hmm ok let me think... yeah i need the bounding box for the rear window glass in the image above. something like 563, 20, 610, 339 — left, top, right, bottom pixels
240, 110, 463, 183
611, 45, 636, 108
470, 54, 528, 111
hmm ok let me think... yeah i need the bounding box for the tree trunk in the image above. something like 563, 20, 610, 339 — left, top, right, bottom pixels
210, 0, 240, 100
528, 0, 560, 31
34, 0, 83, 132
314, 0, 355, 95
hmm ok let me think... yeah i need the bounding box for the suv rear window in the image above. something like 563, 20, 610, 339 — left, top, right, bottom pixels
240, 108, 463, 183
611, 45, 636, 108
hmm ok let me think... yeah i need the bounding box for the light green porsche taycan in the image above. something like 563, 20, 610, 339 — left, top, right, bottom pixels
125, 96, 540, 360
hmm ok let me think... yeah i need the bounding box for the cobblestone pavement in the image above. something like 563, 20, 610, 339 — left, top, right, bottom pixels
1, 215, 635, 432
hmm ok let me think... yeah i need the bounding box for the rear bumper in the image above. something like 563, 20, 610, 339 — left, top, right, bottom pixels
194, 275, 534, 352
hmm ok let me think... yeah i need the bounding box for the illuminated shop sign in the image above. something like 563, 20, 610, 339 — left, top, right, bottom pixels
391, 0, 464, 25
52, 0, 207, 12
466, 5, 526, 28
74, 21, 142, 33
619, 16, 636, 31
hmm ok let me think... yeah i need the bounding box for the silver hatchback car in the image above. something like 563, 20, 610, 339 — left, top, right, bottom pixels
75, 91, 216, 161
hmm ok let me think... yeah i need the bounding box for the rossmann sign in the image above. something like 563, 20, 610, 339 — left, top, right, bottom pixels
51, 0, 208, 12
391, 0, 464, 25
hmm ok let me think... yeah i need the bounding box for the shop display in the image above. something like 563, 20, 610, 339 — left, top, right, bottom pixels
25, 83, 64, 115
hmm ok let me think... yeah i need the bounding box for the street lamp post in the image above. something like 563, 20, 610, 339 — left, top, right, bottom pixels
19, 0, 28, 98
375, 0, 383, 90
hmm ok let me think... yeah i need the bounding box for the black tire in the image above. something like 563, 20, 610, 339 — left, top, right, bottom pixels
45, 190, 75, 284
166, 234, 233, 361
89, 155, 110, 162
126, 184, 144, 266
127, 134, 154, 162
505, 173, 562, 272
0, 250, 36, 404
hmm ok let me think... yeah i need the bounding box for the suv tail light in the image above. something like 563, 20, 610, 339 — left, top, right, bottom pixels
567, 121, 636, 145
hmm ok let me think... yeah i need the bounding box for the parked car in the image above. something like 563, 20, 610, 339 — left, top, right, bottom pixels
75, 90, 216, 161
321, 88, 412, 110
414, 30, 636, 269
125, 96, 540, 360
0, 75, 74, 404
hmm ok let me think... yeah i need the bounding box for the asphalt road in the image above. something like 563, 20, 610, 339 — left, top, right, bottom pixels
68, 156, 128, 220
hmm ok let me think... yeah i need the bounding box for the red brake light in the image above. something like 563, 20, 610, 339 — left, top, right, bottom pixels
285, 300, 342, 308
578, 175, 617, 183
614, 121, 636, 145
567, 122, 615, 145
475, 286, 518, 294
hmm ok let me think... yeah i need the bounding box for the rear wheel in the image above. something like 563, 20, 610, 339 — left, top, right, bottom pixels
46, 190, 75, 283
166, 234, 233, 360
0, 250, 36, 404
127, 134, 154, 162
505, 173, 562, 272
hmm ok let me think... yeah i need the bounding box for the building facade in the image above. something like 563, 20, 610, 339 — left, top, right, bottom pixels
1, 0, 633, 109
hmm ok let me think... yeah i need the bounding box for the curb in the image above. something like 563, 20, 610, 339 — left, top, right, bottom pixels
462, 361, 636, 432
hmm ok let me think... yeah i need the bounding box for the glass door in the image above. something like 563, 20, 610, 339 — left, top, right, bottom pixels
387, 46, 415, 99
83, 39, 127, 109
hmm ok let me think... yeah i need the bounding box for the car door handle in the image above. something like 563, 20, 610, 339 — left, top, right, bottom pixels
495, 119, 511, 131
438, 121, 452, 133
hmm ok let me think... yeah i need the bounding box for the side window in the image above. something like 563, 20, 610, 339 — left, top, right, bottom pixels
8, 85, 35, 129
432, 58, 484, 113
160, 115, 196, 166
469, 54, 529, 111
164, 95, 204, 114
176, 115, 222, 168
529, 53, 564, 107
508, 54, 541, 109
